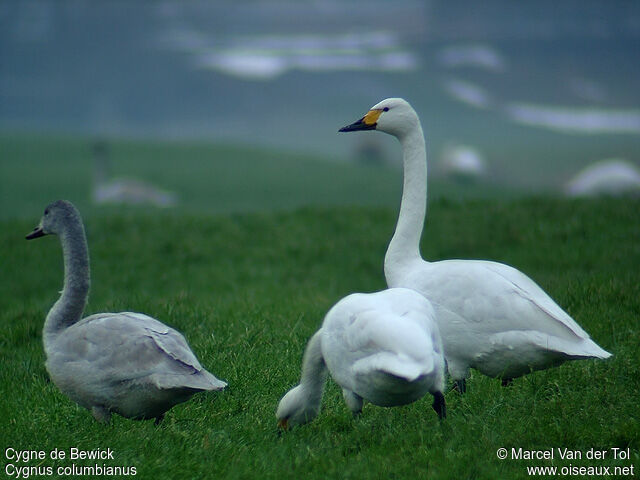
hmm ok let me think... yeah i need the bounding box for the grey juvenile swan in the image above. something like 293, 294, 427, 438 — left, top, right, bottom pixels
26, 200, 226, 423
340, 98, 611, 392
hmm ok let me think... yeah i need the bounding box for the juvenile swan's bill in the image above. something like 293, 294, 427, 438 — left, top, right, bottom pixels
26, 200, 226, 423
277, 288, 446, 429
340, 98, 612, 392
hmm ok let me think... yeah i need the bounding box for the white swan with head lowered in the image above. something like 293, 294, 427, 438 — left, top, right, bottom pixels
26, 200, 226, 422
339, 98, 611, 391
276, 288, 446, 429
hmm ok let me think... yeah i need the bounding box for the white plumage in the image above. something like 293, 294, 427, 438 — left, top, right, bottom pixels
339, 98, 611, 391
26, 200, 225, 422
276, 288, 446, 429
564, 158, 640, 197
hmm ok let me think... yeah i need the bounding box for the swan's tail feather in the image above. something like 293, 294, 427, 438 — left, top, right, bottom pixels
353, 352, 434, 382
532, 333, 612, 360
199, 370, 229, 390
573, 339, 612, 360
153, 370, 227, 391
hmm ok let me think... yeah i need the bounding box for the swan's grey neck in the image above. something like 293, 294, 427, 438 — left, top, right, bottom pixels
385, 126, 427, 285
44, 221, 90, 340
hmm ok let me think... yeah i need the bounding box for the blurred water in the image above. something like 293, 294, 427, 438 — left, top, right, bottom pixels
1, 0, 639, 189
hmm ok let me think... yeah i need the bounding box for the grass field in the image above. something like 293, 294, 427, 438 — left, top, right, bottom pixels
1, 192, 638, 478
1, 135, 639, 479
0, 134, 519, 222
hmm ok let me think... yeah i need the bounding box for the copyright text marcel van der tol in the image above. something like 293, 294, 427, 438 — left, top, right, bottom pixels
496, 447, 635, 477
4, 447, 136, 478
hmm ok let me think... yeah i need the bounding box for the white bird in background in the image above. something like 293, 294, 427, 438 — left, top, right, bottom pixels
339, 98, 611, 392
564, 158, 640, 197
92, 140, 178, 208
26, 200, 226, 423
276, 288, 446, 429
439, 143, 487, 183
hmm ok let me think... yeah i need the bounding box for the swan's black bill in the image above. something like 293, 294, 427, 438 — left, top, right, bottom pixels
339, 117, 376, 133
26, 227, 45, 240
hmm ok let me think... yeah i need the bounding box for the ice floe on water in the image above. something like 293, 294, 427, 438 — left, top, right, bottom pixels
437, 44, 506, 72
188, 31, 418, 80
505, 103, 640, 134
443, 79, 492, 108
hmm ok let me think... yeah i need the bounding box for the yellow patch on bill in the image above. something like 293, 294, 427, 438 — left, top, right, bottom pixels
363, 109, 383, 126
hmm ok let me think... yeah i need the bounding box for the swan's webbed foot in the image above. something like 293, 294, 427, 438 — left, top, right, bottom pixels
91, 406, 111, 423
432, 391, 446, 420
452, 379, 466, 394
501, 378, 514, 387
154, 414, 165, 425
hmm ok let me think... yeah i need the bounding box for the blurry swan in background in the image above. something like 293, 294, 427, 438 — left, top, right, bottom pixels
439, 143, 487, 183
92, 140, 177, 208
564, 158, 640, 197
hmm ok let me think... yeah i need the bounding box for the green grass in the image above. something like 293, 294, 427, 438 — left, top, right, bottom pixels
1, 196, 638, 479
0, 134, 517, 221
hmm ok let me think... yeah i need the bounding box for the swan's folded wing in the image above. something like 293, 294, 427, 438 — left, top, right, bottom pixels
345, 310, 437, 378
352, 352, 429, 382
60, 312, 226, 390
471, 330, 612, 378
481, 262, 590, 339
486, 330, 612, 360
426, 260, 593, 342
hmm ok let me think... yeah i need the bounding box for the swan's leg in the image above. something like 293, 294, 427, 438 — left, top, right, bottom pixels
431, 391, 446, 419
453, 379, 466, 394
342, 389, 363, 416
154, 414, 165, 425
447, 360, 468, 394
501, 378, 514, 387
91, 406, 111, 423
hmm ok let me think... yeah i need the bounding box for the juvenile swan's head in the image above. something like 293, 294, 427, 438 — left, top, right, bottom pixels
26, 200, 82, 240
276, 385, 320, 430
339, 98, 419, 138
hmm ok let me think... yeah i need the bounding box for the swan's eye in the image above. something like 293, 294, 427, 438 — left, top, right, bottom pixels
383, 107, 389, 112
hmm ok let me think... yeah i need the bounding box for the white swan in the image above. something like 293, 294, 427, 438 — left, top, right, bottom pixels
339, 98, 612, 391
26, 200, 226, 422
564, 158, 640, 197
276, 288, 446, 429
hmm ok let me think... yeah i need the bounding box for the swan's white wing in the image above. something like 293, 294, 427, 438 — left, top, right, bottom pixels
480, 261, 590, 338
399, 260, 611, 379
472, 330, 612, 378
55, 312, 226, 391
412, 260, 593, 342
349, 310, 436, 381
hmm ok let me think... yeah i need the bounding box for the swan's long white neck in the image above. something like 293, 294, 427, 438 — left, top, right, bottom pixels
44, 221, 90, 342
297, 331, 327, 406
277, 330, 328, 425
384, 125, 427, 286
